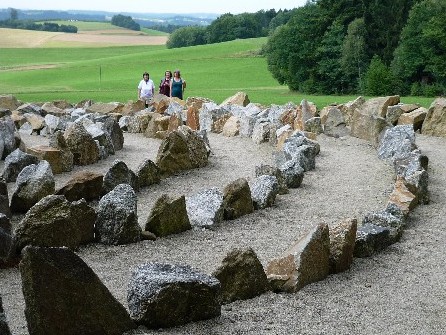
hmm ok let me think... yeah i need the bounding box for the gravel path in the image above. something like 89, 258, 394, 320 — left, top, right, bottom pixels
1, 131, 445, 335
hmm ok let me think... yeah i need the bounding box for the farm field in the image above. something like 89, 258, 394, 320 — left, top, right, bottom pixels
0, 27, 435, 109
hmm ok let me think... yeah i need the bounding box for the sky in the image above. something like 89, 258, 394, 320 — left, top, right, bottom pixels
1, 0, 308, 14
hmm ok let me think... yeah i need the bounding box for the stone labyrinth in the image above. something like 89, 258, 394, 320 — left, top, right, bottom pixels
0, 92, 443, 334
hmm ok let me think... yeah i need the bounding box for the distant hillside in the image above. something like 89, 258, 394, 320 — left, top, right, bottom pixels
0, 8, 217, 27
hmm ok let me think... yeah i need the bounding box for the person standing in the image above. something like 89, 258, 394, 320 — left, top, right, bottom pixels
170, 69, 186, 100
159, 70, 172, 96
138, 72, 154, 107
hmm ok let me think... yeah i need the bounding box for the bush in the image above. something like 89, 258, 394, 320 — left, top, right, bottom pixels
364, 55, 394, 95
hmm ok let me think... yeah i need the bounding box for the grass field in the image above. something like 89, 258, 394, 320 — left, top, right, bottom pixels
0, 31, 436, 108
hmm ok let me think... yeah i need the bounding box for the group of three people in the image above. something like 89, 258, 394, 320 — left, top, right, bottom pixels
137, 69, 186, 107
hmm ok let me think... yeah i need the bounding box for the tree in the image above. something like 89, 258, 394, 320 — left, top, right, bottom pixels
8, 7, 18, 20
363, 0, 419, 64
265, 3, 329, 92
341, 18, 367, 93
315, 20, 346, 93
111, 14, 140, 31
166, 26, 206, 48
364, 55, 394, 95
391, 0, 446, 95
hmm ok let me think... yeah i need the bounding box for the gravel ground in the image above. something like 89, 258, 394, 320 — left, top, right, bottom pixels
1, 131, 445, 335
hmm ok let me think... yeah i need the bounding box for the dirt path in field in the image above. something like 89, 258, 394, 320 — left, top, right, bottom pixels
0, 27, 167, 48
1, 130, 445, 335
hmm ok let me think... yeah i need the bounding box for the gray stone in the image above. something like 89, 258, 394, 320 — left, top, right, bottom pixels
213, 248, 268, 304
13, 195, 96, 255
0, 214, 13, 266
304, 117, 323, 134
127, 262, 221, 328
145, 194, 191, 237
249, 175, 279, 209
1, 148, 39, 182
136, 159, 160, 188
10, 160, 55, 214
255, 164, 288, 195
378, 125, 417, 164
386, 105, 404, 126
20, 246, 135, 335
102, 117, 124, 151
0, 296, 12, 335
186, 188, 224, 229
251, 119, 272, 144
103, 160, 139, 193
354, 223, 392, 258
0, 178, 11, 218
95, 184, 141, 245
276, 156, 305, 188
199, 102, 229, 132
0, 117, 20, 159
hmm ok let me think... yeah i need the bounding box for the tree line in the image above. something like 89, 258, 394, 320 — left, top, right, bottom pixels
264, 0, 445, 96
0, 8, 77, 33
111, 14, 140, 31
166, 9, 289, 48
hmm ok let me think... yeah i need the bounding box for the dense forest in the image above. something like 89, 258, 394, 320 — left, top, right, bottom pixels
266, 0, 445, 96
167, 0, 445, 97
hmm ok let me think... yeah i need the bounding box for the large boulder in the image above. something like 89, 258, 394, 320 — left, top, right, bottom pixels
0, 94, 21, 111
64, 122, 100, 165
0, 214, 13, 267
0, 178, 11, 218
329, 218, 357, 274
255, 164, 289, 195
185, 188, 224, 229
135, 159, 161, 188
20, 246, 135, 335
103, 160, 139, 193
220, 91, 250, 107
421, 97, 446, 137
222, 178, 254, 220
102, 117, 124, 151
322, 107, 349, 138
10, 160, 55, 214
350, 96, 399, 145
156, 126, 209, 175
212, 248, 268, 304
55, 171, 104, 202
249, 175, 279, 209
354, 223, 393, 258
397, 107, 428, 131
266, 223, 330, 292
1, 148, 39, 182
26, 145, 73, 174
13, 195, 96, 255
0, 295, 12, 335
127, 262, 221, 328
95, 184, 141, 245
47, 131, 74, 172
86, 102, 124, 115
144, 194, 191, 237
377, 125, 417, 164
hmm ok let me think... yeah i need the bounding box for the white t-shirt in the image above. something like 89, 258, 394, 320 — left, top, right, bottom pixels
138, 79, 155, 99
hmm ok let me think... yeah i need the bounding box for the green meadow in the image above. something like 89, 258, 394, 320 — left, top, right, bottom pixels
0, 36, 435, 108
